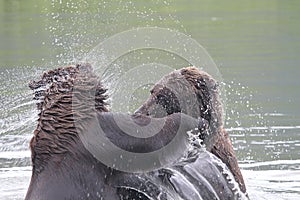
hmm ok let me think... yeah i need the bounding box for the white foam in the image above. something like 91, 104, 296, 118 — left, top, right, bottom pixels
226, 125, 300, 132
240, 159, 300, 169
0, 151, 31, 159
0, 166, 32, 178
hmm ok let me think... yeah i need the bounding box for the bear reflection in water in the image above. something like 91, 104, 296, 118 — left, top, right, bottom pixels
25, 64, 248, 200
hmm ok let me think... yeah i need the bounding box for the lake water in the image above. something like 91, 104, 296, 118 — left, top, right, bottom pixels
0, 0, 299, 199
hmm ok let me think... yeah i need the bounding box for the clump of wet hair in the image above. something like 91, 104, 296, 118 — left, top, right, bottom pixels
29, 63, 108, 113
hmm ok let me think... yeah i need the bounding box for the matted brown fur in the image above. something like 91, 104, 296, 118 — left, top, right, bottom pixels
28, 63, 108, 173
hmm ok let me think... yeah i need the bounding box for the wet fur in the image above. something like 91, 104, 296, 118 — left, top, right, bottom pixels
26, 64, 113, 199
27, 64, 108, 174
26, 64, 247, 199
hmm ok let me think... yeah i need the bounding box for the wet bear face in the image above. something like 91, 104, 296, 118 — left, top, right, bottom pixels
136, 67, 223, 134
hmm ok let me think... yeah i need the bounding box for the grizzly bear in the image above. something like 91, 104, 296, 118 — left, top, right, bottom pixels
25, 64, 247, 199
135, 67, 247, 194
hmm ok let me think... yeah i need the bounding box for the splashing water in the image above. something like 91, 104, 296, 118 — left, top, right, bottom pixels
1, 0, 300, 199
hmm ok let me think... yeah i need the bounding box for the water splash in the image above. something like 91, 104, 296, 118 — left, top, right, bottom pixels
45, 0, 186, 66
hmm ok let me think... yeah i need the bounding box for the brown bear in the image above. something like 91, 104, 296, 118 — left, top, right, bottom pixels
135, 67, 247, 195
25, 64, 247, 199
